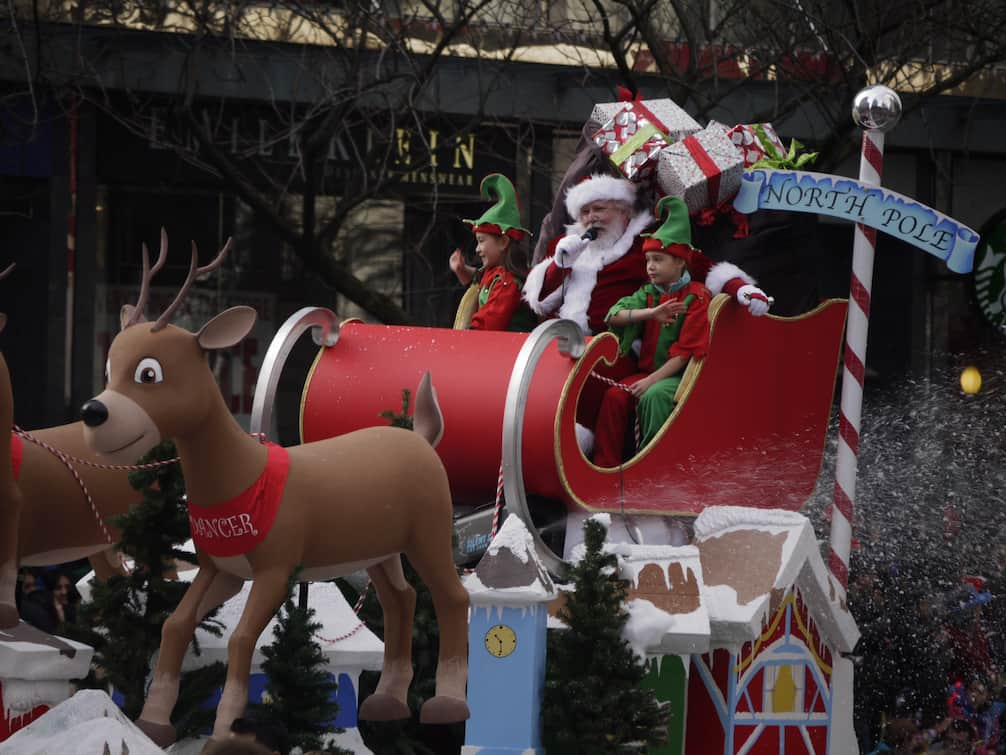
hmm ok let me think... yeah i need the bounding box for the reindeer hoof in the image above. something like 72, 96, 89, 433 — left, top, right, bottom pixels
420, 695, 470, 724
358, 692, 410, 721
0, 603, 19, 629
136, 718, 177, 747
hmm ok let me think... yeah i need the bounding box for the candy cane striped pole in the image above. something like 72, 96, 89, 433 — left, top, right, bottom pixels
829, 86, 902, 590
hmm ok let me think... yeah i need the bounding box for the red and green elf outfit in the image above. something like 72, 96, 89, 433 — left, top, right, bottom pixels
592, 197, 712, 468
463, 174, 536, 332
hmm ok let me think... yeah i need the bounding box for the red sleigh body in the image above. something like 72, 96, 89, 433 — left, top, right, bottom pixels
295, 296, 847, 517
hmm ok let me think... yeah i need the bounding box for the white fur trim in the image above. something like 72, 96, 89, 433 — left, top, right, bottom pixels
555, 213, 652, 334
523, 213, 651, 333
575, 423, 595, 456
523, 258, 565, 316
704, 261, 755, 296
564, 175, 637, 219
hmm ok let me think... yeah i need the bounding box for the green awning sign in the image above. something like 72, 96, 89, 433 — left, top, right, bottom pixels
975, 212, 1006, 329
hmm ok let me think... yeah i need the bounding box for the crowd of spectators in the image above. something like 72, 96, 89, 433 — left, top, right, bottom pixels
14, 566, 80, 635
855, 545, 1006, 755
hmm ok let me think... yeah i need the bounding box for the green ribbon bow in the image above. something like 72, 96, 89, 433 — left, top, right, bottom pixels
750, 124, 818, 170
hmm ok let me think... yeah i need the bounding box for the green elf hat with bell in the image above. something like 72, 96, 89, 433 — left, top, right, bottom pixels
640, 196, 695, 263
464, 173, 531, 240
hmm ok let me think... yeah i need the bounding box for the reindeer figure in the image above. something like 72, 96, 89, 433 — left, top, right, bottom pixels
81, 238, 469, 745
1, 262, 141, 629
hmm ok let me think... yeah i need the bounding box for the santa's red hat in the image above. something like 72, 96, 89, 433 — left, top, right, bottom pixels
564, 174, 636, 219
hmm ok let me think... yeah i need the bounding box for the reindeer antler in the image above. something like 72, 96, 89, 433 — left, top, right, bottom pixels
124, 228, 170, 329
151, 237, 232, 333
0, 263, 14, 281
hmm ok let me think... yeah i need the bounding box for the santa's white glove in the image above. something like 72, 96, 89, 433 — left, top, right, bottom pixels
737, 284, 771, 316
554, 234, 590, 268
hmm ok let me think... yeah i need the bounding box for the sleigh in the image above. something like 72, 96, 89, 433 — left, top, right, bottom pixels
251, 295, 847, 568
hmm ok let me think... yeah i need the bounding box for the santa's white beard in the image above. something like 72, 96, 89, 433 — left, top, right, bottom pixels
593, 220, 629, 247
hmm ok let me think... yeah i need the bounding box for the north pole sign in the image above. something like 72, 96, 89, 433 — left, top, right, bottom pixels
734, 169, 979, 273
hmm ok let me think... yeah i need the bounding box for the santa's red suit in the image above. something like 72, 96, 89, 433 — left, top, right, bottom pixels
522, 212, 757, 426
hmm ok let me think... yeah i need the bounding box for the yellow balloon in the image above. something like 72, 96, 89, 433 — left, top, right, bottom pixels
960, 366, 982, 394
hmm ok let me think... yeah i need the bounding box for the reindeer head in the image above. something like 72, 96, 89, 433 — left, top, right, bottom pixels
81, 233, 256, 463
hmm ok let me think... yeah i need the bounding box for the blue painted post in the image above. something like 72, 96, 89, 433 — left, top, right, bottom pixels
462, 515, 556, 755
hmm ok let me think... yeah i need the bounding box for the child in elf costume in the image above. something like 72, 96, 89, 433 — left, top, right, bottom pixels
448, 174, 535, 331
592, 196, 712, 468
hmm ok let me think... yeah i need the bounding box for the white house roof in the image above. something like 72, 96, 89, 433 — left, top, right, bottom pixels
0, 689, 163, 755
76, 541, 384, 674
602, 507, 860, 658
465, 514, 557, 606
0, 623, 93, 682
693, 506, 859, 653
611, 542, 711, 659
181, 580, 384, 674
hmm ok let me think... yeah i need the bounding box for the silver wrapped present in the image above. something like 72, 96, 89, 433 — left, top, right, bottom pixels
592, 102, 670, 184
588, 97, 700, 143
656, 123, 745, 213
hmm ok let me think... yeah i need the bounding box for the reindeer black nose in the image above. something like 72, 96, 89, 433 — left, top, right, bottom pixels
80, 399, 109, 427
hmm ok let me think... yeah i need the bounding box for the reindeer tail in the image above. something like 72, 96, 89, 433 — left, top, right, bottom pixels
413, 371, 445, 448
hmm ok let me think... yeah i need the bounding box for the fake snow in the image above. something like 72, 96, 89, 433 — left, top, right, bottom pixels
1, 679, 70, 720
484, 514, 536, 564
464, 569, 556, 605
466, 515, 557, 605
615, 545, 701, 589
624, 599, 681, 661
693, 505, 807, 539
0, 689, 163, 755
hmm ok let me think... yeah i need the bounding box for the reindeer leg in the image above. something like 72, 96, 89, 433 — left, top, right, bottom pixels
358, 556, 415, 721
409, 541, 470, 724
136, 557, 243, 747
211, 566, 291, 740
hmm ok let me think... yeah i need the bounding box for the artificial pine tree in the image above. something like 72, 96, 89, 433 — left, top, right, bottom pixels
379, 388, 413, 429
253, 569, 349, 754
67, 440, 225, 739
543, 516, 669, 754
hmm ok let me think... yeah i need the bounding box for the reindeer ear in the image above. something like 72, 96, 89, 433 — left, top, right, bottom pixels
197, 306, 257, 350
120, 305, 148, 330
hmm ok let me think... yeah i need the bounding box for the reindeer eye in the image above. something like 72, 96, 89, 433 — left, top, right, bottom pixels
134, 357, 163, 385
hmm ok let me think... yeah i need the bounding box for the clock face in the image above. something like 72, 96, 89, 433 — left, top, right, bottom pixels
484, 623, 517, 658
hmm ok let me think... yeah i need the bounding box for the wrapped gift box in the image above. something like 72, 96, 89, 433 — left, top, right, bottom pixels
589, 98, 700, 143
593, 102, 671, 184
715, 121, 788, 167
656, 124, 745, 213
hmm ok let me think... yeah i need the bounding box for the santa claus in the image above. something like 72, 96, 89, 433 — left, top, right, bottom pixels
523, 173, 769, 334
522, 173, 769, 451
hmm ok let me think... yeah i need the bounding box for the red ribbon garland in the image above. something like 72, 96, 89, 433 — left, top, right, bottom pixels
682, 135, 722, 208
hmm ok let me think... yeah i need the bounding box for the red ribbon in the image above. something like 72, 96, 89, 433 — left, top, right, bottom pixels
682, 135, 721, 208
730, 209, 750, 238
694, 201, 750, 239
617, 86, 642, 102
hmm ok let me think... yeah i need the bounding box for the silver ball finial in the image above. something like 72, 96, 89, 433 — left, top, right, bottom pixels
852, 86, 902, 132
